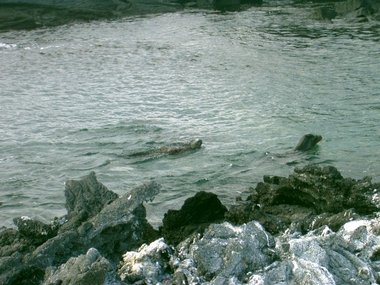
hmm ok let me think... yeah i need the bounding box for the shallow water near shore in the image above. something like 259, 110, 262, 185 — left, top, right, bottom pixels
0, 4, 379, 228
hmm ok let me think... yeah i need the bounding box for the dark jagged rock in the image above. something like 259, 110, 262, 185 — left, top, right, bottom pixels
13, 217, 58, 246
160, 191, 228, 246
2, 165, 380, 284
0, 228, 25, 257
0, 172, 161, 285
63, 171, 118, 231
227, 164, 380, 235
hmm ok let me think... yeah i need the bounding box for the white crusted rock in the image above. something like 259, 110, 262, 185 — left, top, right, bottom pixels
119, 238, 174, 284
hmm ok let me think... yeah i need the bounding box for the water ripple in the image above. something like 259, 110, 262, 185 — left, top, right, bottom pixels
0, 7, 379, 227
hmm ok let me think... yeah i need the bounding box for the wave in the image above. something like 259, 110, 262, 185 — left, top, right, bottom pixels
70, 159, 112, 171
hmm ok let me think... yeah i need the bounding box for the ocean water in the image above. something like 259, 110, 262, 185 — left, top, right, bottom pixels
0, 5, 379, 228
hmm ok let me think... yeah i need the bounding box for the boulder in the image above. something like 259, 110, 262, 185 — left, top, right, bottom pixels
160, 191, 228, 246
43, 248, 114, 285
187, 221, 276, 282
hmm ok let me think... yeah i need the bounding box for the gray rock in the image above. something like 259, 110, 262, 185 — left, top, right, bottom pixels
118, 221, 275, 284
116, 218, 380, 284
179, 221, 276, 283
87, 180, 160, 237
13, 216, 58, 246
63, 171, 118, 230
43, 248, 113, 285
79, 181, 161, 261
0, 227, 25, 257
119, 237, 175, 284
3, 166, 380, 285
0, 172, 161, 285
260, 221, 380, 284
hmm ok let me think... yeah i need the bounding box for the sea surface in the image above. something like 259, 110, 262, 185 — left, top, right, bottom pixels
1, 4, 379, 228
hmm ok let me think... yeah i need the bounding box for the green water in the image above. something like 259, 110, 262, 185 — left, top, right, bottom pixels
0, 5, 379, 227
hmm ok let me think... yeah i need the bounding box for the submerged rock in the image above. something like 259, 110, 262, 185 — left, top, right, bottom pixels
294, 134, 322, 152
127, 138, 203, 159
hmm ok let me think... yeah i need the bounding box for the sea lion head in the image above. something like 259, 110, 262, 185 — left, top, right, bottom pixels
295, 134, 322, 151
190, 139, 202, 149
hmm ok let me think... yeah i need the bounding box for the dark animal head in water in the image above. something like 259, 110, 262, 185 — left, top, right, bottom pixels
190, 139, 202, 149
295, 134, 322, 151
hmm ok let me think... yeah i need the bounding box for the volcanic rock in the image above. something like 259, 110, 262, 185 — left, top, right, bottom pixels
227, 165, 380, 234
0, 172, 160, 285
160, 191, 228, 246
43, 248, 114, 285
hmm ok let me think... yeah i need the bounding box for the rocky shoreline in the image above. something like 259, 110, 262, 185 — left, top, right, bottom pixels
1, 164, 380, 284
0, 0, 379, 32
